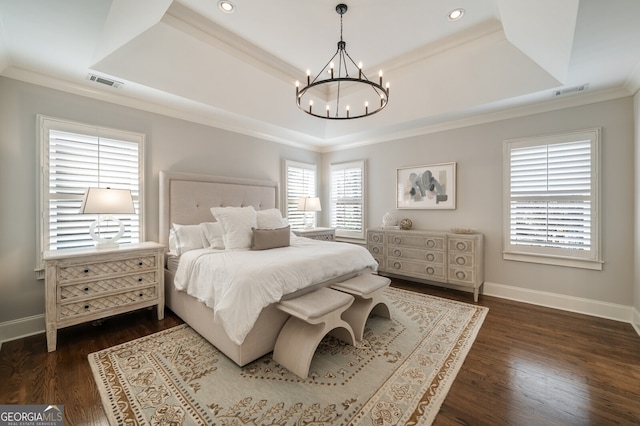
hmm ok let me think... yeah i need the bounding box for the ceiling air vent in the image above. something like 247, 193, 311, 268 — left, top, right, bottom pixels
553, 84, 589, 97
86, 73, 123, 88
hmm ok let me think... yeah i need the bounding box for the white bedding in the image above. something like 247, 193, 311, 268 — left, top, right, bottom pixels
174, 235, 378, 345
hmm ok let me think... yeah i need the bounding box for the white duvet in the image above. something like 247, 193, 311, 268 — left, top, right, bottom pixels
173, 235, 378, 345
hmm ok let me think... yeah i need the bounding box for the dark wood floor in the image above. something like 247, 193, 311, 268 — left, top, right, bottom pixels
1, 280, 639, 425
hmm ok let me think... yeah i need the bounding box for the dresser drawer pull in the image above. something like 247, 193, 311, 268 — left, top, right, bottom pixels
138, 261, 143, 266
393, 261, 401, 269
83, 287, 89, 293
456, 241, 467, 251
426, 253, 435, 261
426, 239, 436, 248
426, 266, 435, 275
393, 249, 402, 256
372, 246, 381, 254
372, 234, 381, 243
83, 269, 89, 274
138, 277, 143, 282
138, 292, 144, 297
84, 304, 90, 310
393, 236, 402, 244
455, 256, 466, 265
455, 271, 466, 280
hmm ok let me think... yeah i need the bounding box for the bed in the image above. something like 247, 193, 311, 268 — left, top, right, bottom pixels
159, 171, 378, 366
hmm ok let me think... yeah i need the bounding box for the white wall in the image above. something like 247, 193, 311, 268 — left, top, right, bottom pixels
323, 97, 635, 313
0, 76, 320, 333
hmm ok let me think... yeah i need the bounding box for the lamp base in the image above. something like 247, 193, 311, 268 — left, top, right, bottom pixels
90, 215, 125, 249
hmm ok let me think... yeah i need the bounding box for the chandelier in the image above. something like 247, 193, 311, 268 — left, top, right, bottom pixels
295, 4, 390, 120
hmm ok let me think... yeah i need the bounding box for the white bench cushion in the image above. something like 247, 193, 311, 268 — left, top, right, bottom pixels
332, 274, 390, 296
277, 287, 353, 320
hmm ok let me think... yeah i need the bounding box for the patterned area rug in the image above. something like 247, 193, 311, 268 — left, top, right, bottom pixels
89, 287, 488, 425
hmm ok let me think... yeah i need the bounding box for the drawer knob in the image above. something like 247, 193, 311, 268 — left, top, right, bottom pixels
393, 236, 402, 244
456, 271, 466, 279
84, 304, 90, 310
138, 277, 143, 282
393, 261, 401, 269
456, 256, 466, 265
372, 235, 380, 242
426, 266, 435, 275
139, 292, 144, 297
426, 253, 435, 261
393, 249, 401, 256
372, 247, 380, 254
426, 240, 436, 248
83, 287, 89, 292
456, 242, 467, 251
83, 269, 89, 274
138, 261, 143, 266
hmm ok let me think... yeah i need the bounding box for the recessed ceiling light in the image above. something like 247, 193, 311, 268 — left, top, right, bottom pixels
218, 1, 235, 13
448, 8, 465, 21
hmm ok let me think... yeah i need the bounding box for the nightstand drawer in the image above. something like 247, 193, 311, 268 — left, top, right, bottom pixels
58, 255, 157, 283
58, 271, 158, 301
58, 286, 157, 320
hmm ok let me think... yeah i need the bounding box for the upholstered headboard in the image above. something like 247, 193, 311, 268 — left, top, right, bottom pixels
159, 171, 279, 247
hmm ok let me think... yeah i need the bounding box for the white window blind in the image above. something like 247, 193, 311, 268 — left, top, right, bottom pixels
331, 160, 365, 239
503, 129, 601, 269
284, 160, 317, 229
38, 116, 144, 266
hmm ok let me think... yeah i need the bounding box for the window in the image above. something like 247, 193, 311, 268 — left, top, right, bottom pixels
283, 160, 317, 229
330, 160, 365, 240
37, 116, 145, 269
503, 128, 601, 270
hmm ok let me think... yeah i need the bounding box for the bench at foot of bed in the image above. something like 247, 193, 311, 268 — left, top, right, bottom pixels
331, 273, 392, 341
273, 287, 355, 379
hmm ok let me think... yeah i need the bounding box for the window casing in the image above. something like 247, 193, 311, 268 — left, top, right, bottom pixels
37, 116, 145, 271
283, 160, 317, 230
330, 160, 365, 240
503, 128, 601, 270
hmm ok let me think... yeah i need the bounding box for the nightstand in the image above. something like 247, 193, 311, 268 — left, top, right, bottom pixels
43, 242, 165, 352
293, 227, 336, 241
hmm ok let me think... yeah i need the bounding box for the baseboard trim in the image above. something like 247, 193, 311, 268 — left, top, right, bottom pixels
0, 314, 45, 348
633, 307, 640, 337
484, 281, 635, 325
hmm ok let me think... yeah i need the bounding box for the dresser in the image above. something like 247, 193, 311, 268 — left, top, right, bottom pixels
367, 228, 484, 302
43, 242, 165, 351
293, 227, 336, 241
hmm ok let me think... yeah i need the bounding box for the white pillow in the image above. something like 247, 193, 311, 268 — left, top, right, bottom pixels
210, 206, 257, 250
200, 222, 225, 250
256, 208, 287, 229
169, 223, 206, 255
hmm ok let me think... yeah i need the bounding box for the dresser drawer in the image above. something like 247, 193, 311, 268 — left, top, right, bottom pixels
387, 246, 445, 264
368, 231, 385, 244
368, 244, 384, 256
448, 253, 475, 268
448, 268, 475, 285
448, 238, 475, 253
386, 259, 446, 280
58, 255, 157, 283
58, 286, 157, 320
388, 233, 445, 250
58, 271, 157, 302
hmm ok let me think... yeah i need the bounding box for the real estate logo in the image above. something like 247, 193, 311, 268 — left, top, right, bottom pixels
0, 405, 64, 426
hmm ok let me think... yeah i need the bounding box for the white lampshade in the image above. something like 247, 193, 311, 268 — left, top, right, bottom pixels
80, 188, 135, 214
297, 197, 321, 212
80, 188, 135, 249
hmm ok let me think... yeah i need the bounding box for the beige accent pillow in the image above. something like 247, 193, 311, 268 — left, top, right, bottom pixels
251, 226, 291, 250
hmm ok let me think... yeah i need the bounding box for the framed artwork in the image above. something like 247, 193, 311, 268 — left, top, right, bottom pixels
396, 162, 456, 209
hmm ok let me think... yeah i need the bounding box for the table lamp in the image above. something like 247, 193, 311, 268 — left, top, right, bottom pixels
297, 197, 321, 229
80, 187, 135, 249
